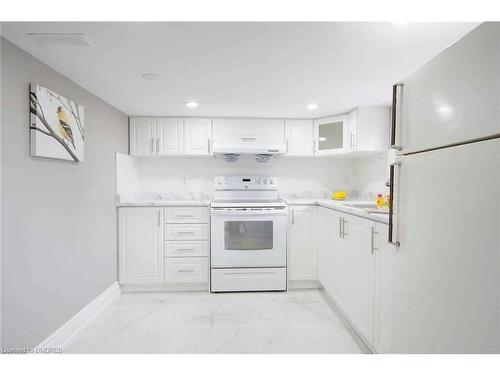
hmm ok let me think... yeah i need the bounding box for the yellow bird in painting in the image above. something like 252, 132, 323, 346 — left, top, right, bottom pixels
56, 106, 75, 148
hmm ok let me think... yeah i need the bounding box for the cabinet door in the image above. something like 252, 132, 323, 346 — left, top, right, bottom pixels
130, 117, 155, 156
317, 208, 344, 300
350, 107, 390, 152
118, 208, 163, 284
157, 118, 183, 155
285, 119, 314, 156
342, 215, 375, 345
184, 118, 212, 155
289, 205, 317, 281
314, 115, 350, 155
373, 222, 393, 353
212, 118, 285, 144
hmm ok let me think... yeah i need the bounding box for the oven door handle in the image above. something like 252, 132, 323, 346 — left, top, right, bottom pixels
210, 210, 286, 217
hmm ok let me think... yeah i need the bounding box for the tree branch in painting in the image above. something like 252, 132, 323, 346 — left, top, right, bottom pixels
47, 91, 84, 140
30, 92, 80, 162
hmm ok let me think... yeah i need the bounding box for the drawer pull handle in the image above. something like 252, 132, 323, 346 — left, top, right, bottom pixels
177, 231, 195, 235
177, 248, 195, 252
176, 214, 194, 218
177, 269, 195, 273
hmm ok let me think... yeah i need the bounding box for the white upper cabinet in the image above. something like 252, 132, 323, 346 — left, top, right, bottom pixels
130, 117, 156, 156
184, 118, 212, 155
212, 118, 285, 145
315, 108, 390, 156
314, 114, 350, 155
285, 119, 314, 156
348, 107, 390, 152
157, 118, 184, 155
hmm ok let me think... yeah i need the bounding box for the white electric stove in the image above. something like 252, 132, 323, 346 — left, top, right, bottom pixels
210, 176, 287, 292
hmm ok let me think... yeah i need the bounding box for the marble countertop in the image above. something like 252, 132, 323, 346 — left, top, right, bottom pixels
316, 200, 389, 225
285, 198, 389, 224
117, 192, 212, 207
118, 200, 212, 207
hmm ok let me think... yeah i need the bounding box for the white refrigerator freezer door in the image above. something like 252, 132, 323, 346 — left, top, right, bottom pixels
398, 23, 500, 154
389, 138, 500, 353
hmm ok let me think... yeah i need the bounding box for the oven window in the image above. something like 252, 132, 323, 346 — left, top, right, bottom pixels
224, 221, 273, 250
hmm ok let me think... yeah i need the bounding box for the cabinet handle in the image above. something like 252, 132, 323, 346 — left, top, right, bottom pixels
177, 248, 196, 252
158, 211, 161, 227
286, 139, 289, 154
371, 227, 379, 254
177, 231, 195, 235
391, 83, 404, 151
207, 138, 211, 154
338, 217, 342, 238
156, 138, 159, 154
177, 269, 195, 273
291, 208, 295, 224
342, 218, 348, 238
150, 138, 153, 154
176, 214, 194, 218
241, 137, 257, 141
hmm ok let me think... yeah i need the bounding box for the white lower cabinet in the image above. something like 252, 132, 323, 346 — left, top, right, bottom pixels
118, 207, 163, 284
288, 205, 318, 285
118, 206, 209, 290
317, 206, 383, 350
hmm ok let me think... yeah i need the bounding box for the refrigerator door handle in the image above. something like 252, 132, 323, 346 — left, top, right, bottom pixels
391, 84, 403, 151
388, 161, 401, 247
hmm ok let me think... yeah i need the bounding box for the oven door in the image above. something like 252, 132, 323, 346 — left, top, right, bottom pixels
210, 209, 287, 268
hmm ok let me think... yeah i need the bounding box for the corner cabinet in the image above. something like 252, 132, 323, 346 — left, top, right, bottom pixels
314, 115, 350, 155
118, 208, 164, 284
129, 117, 212, 157
314, 107, 390, 155
288, 205, 318, 286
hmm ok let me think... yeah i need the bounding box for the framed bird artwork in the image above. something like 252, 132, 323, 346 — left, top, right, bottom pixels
30, 84, 85, 162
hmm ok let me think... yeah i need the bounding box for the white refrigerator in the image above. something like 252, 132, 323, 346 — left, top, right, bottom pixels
384, 22, 500, 353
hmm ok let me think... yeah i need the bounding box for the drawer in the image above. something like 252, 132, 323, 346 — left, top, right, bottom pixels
164, 258, 208, 283
165, 241, 208, 257
164, 207, 208, 223
211, 267, 287, 292
165, 223, 208, 241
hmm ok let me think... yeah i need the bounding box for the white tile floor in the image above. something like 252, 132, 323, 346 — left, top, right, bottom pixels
64, 290, 366, 354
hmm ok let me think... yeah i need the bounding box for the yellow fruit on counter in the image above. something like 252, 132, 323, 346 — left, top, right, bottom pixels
332, 191, 347, 200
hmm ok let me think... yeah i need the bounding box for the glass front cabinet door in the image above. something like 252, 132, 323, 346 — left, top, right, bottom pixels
314, 114, 351, 155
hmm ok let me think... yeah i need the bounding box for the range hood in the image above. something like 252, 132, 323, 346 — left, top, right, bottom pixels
212, 142, 286, 162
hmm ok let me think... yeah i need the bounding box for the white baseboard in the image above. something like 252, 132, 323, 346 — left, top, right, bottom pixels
120, 283, 208, 293
318, 284, 374, 354
36, 282, 121, 351
288, 279, 320, 290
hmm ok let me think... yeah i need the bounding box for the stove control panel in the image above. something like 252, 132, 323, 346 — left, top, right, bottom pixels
215, 176, 278, 190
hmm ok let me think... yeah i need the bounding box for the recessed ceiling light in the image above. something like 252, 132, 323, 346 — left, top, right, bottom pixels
307, 103, 318, 110
142, 72, 161, 81
185, 101, 198, 108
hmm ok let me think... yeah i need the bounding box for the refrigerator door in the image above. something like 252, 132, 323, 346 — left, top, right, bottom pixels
388, 138, 500, 353
393, 22, 500, 154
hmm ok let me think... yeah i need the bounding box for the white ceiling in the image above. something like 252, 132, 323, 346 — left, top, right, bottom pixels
2, 22, 479, 118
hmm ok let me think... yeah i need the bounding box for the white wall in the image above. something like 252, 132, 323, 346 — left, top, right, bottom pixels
1, 38, 128, 348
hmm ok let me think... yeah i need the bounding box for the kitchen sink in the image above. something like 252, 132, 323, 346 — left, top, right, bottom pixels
342, 202, 378, 209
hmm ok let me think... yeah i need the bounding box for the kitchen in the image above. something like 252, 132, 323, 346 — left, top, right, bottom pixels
1, 14, 499, 363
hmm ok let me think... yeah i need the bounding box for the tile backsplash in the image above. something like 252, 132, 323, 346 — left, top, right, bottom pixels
116, 152, 389, 200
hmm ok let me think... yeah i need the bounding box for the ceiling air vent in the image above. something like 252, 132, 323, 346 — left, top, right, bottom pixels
27, 33, 94, 47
